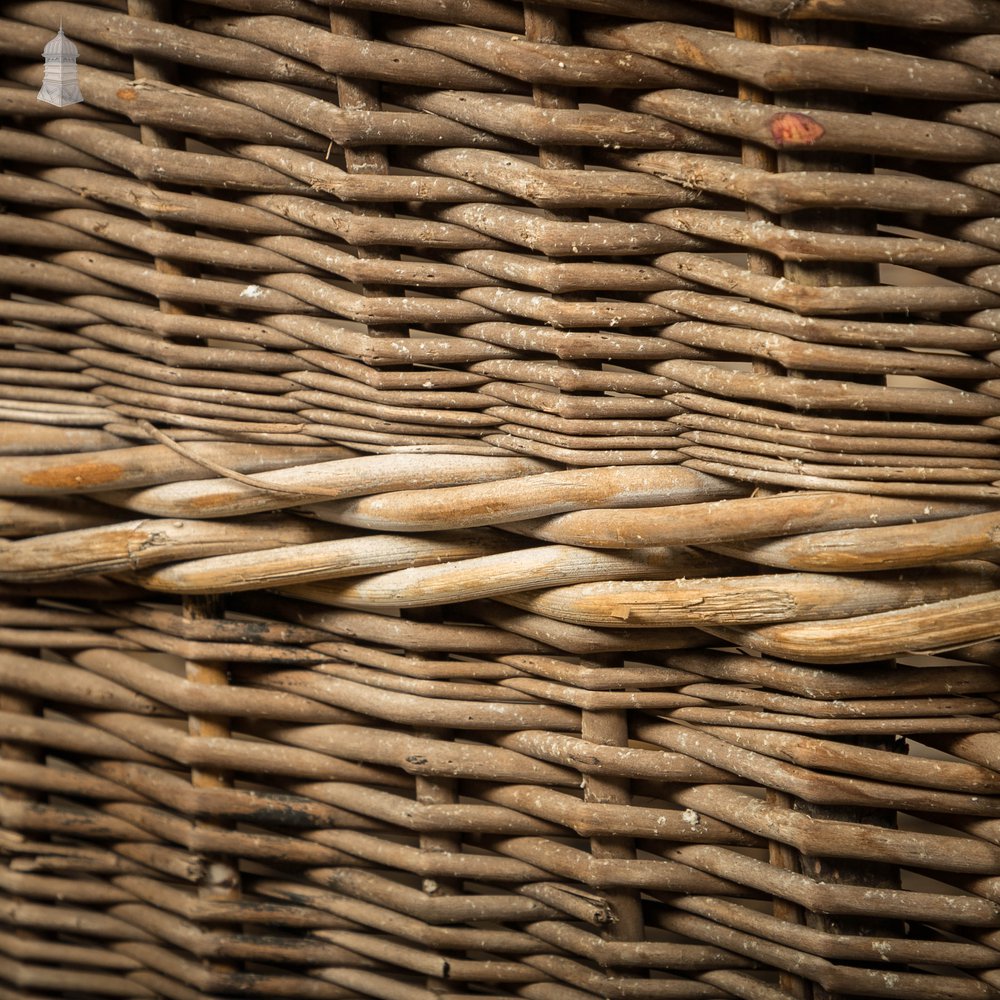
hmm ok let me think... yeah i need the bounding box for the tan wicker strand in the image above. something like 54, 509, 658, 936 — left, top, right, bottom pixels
2, 2, 1000, 998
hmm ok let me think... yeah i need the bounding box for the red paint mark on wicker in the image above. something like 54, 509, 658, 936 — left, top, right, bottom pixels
769, 112, 825, 147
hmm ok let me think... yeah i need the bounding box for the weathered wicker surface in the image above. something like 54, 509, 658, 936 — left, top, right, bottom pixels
2, 0, 1000, 997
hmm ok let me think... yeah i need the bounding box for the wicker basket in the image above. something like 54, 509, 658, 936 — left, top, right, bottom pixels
1, 0, 1000, 997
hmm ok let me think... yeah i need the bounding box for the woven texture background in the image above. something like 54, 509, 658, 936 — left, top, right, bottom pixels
2, 0, 1000, 997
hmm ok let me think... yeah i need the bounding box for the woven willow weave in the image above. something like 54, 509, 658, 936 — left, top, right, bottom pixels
2, 0, 1000, 998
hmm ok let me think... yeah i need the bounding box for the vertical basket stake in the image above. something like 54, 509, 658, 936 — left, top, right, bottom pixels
735, 11, 809, 999
415, 725, 461, 994
126, 0, 199, 320
523, 1, 595, 398
0, 261, 47, 958
328, 8, 408, 339
405, 605, 462, 995
768, 17, 905, 1000
525, 7, 645, 949
0, 682, 47, 956
182, 594, 241, 953
581, 678, 645, 946
128, 4, 245, 959
733, 11, 785, 380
